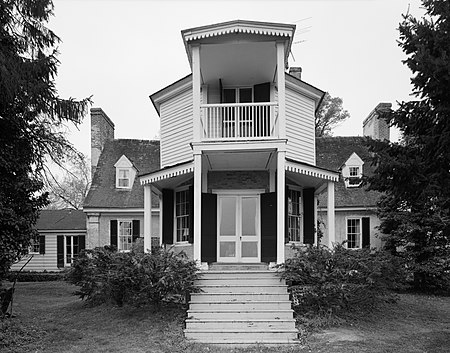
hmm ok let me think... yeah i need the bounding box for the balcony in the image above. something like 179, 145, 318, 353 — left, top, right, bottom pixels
200, 102, 278, 140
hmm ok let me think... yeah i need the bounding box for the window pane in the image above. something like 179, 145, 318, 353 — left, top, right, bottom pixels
220, 241, 236, 257
241, 197, 256, 236
220, 197, 236, 236
239, 88, 252, 103
241, 241, 258, 257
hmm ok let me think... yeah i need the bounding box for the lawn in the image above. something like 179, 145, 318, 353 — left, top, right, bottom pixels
1, 281, 449, 353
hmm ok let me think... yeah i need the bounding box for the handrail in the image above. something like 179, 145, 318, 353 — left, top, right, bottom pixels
200, 102, 277, 108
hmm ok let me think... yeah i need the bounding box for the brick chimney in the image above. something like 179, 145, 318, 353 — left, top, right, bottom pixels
90, 108, 114, 176
363, 103, 391, 141
289, 66, 302, 80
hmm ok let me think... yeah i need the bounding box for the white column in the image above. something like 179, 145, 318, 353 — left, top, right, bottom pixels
158, 194, 163, 246
327, 181, 335, 248
143, 185, 152, 253
314, 195, 318, 246
276, 41, 286, 139
192, 45, 201, 142
193, 152, 202, 262
277, 150, 286, 264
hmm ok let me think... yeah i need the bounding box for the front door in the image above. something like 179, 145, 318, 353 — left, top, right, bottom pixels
217, 194, 260, 263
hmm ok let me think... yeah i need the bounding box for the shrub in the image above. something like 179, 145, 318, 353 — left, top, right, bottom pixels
278, 244, 406, 326
65, 246, 200, 307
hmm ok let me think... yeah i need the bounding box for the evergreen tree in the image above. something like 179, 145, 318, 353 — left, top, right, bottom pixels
367, 0, 450, 290
0, 0, 91, 279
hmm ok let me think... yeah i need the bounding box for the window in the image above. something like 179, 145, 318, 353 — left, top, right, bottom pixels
118, 168, 130, 188
119, 220, 133, 251
175, 189, 190, 242
288, 188, 302, 242
348, 166, 361, 187
29, 235, 41, 254
65, 236, 79, 265
347, 218, 361, 249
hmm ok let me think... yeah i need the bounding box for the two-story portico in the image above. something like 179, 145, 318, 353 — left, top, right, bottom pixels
141, 20, 338, 266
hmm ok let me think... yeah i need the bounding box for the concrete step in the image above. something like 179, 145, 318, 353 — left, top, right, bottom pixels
197, 277, 283, 286
184, 329, 298, 342
187, 309, 294, 320
209, 263, 269, 271
185, 318, 295, 330
189, 300, 292, 311
200, 270, 279, 279
190, 292, 289, 302
196, 284, 288, 293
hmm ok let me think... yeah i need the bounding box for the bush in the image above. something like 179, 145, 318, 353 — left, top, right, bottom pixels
65, 246, 200, 307
278, 244, 406, 326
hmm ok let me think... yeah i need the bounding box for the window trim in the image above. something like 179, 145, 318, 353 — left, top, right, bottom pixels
346, 217, 362, 249
287, 185, 303, 244
29, 235, 40, 255
346, 165, 362, 188
64, 235, 80, 266
174, 186, 190, 244
117, 168, 131, 189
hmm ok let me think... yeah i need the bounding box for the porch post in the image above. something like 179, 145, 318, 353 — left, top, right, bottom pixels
158, 194, 163, 246
193, 152, 202, 262
327, 181, 335, 247
276, 41, 286, 139
277, 150, 286, 264
192, 44, 201, 142
143, 184, 152, 253
314, 194, 318, 246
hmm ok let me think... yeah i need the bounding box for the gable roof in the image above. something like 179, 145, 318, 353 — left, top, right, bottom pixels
316, 136, 381, 208
84, 139, 160, 209
37, 209, 86, 231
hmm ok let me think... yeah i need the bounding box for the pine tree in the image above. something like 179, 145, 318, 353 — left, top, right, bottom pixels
367, 0, 450, 291
0, 0, 91, 279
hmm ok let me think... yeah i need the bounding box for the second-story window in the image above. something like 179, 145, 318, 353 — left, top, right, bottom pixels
348, 166, 361, 187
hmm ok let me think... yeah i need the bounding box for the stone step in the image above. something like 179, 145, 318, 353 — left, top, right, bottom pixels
190, 292, 289, 302
185, 318, 295, 330
200, 270, 279, 279
209, 263, 269, 271
187, 309, 294, 320
197, 277, 283, 286
196, 284, 288, 293
184, 329, 298, 343
189, 300, 292, 311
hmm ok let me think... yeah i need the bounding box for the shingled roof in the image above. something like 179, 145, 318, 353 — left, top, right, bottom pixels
316, 136, 381, 208
83, 139, 160, 209
37, 209, 86, 231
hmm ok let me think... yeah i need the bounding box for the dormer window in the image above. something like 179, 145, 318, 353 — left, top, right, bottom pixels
118, 169, 130, 188
114, 155, 136, 189
342, 153, 364, 188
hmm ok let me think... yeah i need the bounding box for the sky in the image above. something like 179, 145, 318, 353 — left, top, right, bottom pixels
50, 0, 425, 158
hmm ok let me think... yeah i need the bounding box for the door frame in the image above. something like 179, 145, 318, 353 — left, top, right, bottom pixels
213, 189, 264, 263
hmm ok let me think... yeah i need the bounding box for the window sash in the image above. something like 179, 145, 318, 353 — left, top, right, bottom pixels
347, 218, 361, 248
29, 236, 40, 254
119, 221, 133, 251
288, 188, 302, 242
175, 189, 190, 242
118, 169, 130, 187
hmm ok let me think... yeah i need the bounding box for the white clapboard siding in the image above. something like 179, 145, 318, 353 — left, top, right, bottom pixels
10, 233, 59, 272
285, 86, 316, 165
160, 88, 194, 168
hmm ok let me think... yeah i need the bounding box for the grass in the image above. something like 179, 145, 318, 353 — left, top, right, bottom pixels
1, 281, 450, 353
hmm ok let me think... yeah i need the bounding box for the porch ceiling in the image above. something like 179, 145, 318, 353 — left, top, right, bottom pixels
204, 150, 275, 171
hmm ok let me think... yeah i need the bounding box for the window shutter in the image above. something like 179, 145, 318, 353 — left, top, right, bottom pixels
201, 193, 217, 263
132, 220, 140, 242
188, 186, 194, 243
261, 192, 277, 263
79, 235, 86, 253
57, 235, 64, 268
162, 189, 174, 245
362, 217, 370, 248
110, 220, 118, 248
39, 235, 45, 254
303, 188, 315, 245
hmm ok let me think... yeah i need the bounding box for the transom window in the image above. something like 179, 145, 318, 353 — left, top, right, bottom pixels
175, 189, 190, 242
287, 188, 302, 242
119, 220, 133, 251
347, 218, 361, 249
118, 169, 130, 188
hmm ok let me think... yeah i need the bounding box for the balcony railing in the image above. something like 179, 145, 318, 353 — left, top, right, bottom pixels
200, 102, 278, 140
